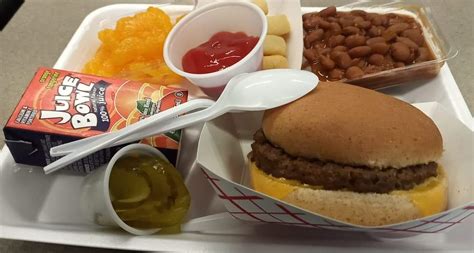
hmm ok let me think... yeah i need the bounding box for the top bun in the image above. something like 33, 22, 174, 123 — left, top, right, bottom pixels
262, 82, 443, 169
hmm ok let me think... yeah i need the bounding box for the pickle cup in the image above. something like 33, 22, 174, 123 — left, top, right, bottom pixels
79, 144, 168, 235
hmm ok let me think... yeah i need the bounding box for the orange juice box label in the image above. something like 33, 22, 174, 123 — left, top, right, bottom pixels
3, 67, 188, 173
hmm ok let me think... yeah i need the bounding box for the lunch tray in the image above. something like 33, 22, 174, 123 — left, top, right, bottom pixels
0, 4, 472, 252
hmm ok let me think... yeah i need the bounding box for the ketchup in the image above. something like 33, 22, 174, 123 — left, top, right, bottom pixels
182, 32, 259, 74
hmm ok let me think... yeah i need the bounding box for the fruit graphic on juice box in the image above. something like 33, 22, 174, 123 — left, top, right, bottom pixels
112, 81, 184, 149
3, 67, 188, 173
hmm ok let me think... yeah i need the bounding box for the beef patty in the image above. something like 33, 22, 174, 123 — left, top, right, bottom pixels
250, 129, 438, 193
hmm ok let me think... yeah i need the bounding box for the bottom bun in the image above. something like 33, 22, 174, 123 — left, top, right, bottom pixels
249, 162, 447, 226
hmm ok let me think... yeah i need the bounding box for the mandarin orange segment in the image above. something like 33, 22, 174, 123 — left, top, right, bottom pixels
83, 7, 181, 85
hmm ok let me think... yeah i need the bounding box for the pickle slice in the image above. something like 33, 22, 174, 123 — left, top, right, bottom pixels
113, 200, 143, 210
116, 201, 156, 221
109, 168, 151, 203
109, 153, 191, 231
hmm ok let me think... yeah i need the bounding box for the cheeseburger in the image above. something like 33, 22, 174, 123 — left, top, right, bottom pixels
249, 82, 447, 226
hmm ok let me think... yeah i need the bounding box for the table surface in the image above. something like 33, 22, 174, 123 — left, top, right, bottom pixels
0, 0, 472, 252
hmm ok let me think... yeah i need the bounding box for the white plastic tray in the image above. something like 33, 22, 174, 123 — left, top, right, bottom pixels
1, 4, 473, 252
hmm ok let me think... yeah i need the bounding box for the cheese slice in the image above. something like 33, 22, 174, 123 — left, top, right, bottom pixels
250, 162, 299, 199
249, 162, 447, 217
392, 166, 447, 216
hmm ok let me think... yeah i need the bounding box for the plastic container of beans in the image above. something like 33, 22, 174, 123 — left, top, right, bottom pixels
302, 2, 457, 90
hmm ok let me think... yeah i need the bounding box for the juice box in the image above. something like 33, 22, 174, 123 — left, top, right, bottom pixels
3, 67, 188, 173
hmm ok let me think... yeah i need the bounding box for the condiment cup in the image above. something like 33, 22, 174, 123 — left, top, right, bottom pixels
164, 1, 267, 97
79, 144, 168, 235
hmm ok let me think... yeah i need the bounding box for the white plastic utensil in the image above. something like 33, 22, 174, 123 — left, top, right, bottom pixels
43, 69, 318, 174
49, 98, 215, 157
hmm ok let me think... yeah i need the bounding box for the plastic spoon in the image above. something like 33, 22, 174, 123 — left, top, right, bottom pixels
43, 69, 318, 174
50, 98, 215, 157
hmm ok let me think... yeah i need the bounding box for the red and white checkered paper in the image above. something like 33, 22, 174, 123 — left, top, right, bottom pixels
201, 167, 474, 234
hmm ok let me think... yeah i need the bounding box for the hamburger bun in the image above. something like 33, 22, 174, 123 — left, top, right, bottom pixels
262, 82, 443, 169
250, 82, 447, 226
250, 162, 447, 226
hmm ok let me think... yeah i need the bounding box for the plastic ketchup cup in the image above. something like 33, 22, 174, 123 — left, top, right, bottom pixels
163, 1, 267, 98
